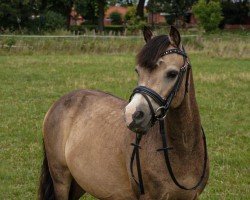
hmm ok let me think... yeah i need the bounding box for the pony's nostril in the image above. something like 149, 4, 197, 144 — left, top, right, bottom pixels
132, 111, 145, 121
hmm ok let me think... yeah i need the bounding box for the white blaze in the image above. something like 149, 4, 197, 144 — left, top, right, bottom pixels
124, 94, 145, 126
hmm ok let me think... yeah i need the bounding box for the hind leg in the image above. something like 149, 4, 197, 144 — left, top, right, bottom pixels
49, 164, 72, 200
69, 179, 86, 200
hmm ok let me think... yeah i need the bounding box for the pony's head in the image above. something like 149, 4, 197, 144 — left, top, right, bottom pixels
124, 26, 189, 133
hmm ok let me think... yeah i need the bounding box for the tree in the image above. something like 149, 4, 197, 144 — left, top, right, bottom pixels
136, 0, 145, 19
221, 0, 249, 26
193, 0, 223, 32
0, 0, 131, 33
75, 0, 106, 32
97, 0, 106, 31
45, 0, 73, 28
108, 0, 136, 6
0, 0, 37, 31
75, 0, 99, 24
108, 0, 146, 19
43, 11, 65, 31
147, 0, 198, 25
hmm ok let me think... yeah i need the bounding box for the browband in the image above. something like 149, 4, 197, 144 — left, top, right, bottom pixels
160, 48, 188, 58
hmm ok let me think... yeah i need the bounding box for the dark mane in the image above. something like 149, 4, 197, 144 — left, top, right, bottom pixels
137, 35, 170, 70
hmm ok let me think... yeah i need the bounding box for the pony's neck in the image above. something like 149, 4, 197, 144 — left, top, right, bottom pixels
166, 72, 202, 150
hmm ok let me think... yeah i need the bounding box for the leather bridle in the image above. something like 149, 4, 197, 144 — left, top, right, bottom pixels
129, 46, 208, 195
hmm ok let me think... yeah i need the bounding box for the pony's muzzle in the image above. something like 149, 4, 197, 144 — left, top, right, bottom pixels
132, 110, 145, 123
127, 110, 147, 132
124, 94, 152, 133
125, 108, 147, 131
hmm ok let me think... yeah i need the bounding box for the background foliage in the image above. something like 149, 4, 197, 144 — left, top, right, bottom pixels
220, 0, 249, 26
75, 0, 99, 25
193, 0, 223, 32
147, 0, 198, 24
109, 12, 122, 25
1, 0, 249, 34
43, 11, 65, 32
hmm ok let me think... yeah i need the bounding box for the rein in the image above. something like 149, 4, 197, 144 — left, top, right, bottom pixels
129, 47, 208, 195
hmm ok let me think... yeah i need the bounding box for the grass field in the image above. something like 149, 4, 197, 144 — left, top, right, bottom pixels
0, 36, 249, 199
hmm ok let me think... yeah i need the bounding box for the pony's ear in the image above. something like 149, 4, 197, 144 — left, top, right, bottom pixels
143, 26, 153, 43
169, 26, 181, 47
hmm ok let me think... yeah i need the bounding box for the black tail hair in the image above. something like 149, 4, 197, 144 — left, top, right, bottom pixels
38, 141, 55, 200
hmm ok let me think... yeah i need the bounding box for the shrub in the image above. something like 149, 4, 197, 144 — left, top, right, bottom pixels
193, 0, 223, 32
109, 12, 122, 25
165, 14, 175, 25
25, 16, 42, 34
125, 6, 136, 22
221, 1, 248, 25
104, 25, 125, 34
69, 25, 98, 35
69, 25, 125, 35
43, 11, 66, 32
5, 37, 16, 49
124, 6, 147, 34
127, 20, 147, 34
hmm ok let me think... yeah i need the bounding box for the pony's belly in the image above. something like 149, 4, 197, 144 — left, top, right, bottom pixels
66, 146, 136, 199
65, 118, 136, 199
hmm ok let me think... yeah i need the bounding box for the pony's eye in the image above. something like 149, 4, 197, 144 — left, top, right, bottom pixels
166, 70, 178, 79
135, 69, 139, 75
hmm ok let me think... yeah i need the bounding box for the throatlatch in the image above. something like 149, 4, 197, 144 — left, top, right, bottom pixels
129, 46, 208, 196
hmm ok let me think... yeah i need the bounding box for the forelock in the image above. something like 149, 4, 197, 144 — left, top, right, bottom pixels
136, 35, 170, 70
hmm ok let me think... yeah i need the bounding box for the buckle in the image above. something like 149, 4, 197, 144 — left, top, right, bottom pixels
155, 106, 167, 120
131, 143, 141, 149
157, 147, 173, 151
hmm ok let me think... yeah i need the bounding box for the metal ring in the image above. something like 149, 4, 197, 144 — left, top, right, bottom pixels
155, 106, 167, 120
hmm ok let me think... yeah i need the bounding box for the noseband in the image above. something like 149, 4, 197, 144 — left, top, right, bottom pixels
129, 47, 208, 195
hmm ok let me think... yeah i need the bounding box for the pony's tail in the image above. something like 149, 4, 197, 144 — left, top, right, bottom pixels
38, 141, 55, 200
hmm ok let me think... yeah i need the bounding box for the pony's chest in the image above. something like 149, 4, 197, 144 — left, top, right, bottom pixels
145, 184, 198, 200
142, 168, 199, 199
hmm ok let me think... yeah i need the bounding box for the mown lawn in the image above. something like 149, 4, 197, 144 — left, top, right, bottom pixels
0, 52, 249, 199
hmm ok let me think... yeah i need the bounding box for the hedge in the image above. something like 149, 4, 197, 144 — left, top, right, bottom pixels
70, 25, 125, 34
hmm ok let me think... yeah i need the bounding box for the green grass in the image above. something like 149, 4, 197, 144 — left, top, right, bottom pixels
0, 49, 249, 199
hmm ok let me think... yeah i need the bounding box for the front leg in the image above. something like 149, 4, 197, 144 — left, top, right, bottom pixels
139, 192, 198, 200
192, 193, 199, 200
139, 194, 150, 200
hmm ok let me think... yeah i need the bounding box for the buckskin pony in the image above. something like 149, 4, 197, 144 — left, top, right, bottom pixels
39, 26, 209, 200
